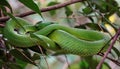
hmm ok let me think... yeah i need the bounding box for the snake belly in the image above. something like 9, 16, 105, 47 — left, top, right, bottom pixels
3, 17, 110, 56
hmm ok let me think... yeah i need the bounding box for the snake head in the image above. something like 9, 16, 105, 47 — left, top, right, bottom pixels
35, 21, 55, 30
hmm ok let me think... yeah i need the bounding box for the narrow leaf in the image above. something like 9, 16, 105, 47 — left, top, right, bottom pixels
4, 13, 26, 31
18, 0, 42, 17
82, 7, 92, 14
47, 2, 59, 15
85, 23, 101, 30
79, 60, 89, 69
7, 63, 23, 69
10, 49, 36, 65
0, 0, 13, 13
32, 53, 40, 61
65, 6, 73, 17
112, 47, 120, 57
16, 59, 27, 68
103, 62, 111, 69
0, 6, 7, 16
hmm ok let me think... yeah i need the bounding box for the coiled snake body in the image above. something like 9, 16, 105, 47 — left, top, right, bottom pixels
3, 17, 110, 56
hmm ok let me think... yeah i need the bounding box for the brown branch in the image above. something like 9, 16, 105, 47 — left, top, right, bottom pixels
98, 53, 120, 66
16, 48, 36, 65
0, 0, 85, 22
96, 28, 120, 69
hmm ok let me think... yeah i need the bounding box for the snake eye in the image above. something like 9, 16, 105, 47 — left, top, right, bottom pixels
25, 31, 30, 35
14, 29, 20, 34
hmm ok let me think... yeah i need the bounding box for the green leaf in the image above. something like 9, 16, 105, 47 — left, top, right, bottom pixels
100, 23, 111, 32
32, 53, 40, 61
18, 0, 42, 17
0, 5, 6, 12
0, 60, 3, 68
7, 63, 23, 69
65, 6, 73, 17
82, 7, 92, 14
0, 27, 3, 34
10, 49, 36, 65
88, 17, 94, 23
103, 62, 111, 69
47, 2, 59, 6
92, 0, 118, 13
117, 11, 120, 17
75, 25, 86, 29
0, 0, 13, 13
79, 60, 89, 69
16, 59, 27, 68
92, 0, 108, 13
112, 47, 120, 57
85, 23, 101, 30
47, 2, 59, 15
0, 49, 5, 59
4, 13, 26, 31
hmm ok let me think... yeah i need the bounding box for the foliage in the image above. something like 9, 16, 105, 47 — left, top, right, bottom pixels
0, 0, 120, 69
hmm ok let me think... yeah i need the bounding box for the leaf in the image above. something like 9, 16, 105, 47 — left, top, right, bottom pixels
112, 47, 120, 57
18, 0, 42, 17
103, 62, 111, 69
75, 25, 86, 29
23, 49, 31, 58
100, 23, 111, 32
0, 60, 3, 68
10, 49, 36, 65
92, 0, 108, 13
47, 1, 59, 6
16, 59, 27, 68
0, 0, 13, 13
82, 7, 92, 14
7, 63, 23, 69
47, 1, 59, 15
0, 5, 6, 12
65, 6, 73, 17
85, 23, 101, 30
0, 49, 5, 59
0, 27, 3, 34
79, 60, 89, 69
88, 17, 94, 23
31, 53, 40, 61
117, 11, 120, 17
92, 0, 118, 13
4, 13, 26, 31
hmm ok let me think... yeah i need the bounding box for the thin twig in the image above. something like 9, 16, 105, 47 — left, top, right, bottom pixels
0, 0, 85, 22
96, 28, 120, 69
37, 45, 50, 69
16, 48, 36, 65
29, 36, 49, 69
98, 53, 120, 66
64, 55, 71, 69
98, 36, 113, 53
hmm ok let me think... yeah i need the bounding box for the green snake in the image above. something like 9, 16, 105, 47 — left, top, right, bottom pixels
3, 17, 110, 56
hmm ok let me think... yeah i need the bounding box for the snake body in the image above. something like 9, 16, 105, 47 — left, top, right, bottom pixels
3, 17, 110, 56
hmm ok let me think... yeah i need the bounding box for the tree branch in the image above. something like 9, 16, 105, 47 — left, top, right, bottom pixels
96, 28, 120, 69
98, 53, 120, 66
0, 0, 85, 22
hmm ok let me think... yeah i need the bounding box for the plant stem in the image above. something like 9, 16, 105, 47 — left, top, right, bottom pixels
96, 28, 120, 69
0, 0, 85, 22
